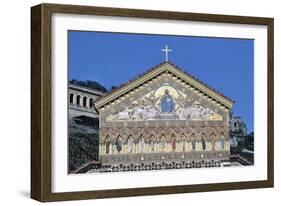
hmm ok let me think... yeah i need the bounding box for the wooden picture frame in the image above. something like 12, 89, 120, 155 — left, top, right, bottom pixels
31, 3, 274, 202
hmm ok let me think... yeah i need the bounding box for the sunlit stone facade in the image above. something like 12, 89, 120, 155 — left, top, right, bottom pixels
95, 62, 233, 171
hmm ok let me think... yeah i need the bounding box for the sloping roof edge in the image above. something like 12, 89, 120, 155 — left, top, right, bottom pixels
95, 61, 234, 109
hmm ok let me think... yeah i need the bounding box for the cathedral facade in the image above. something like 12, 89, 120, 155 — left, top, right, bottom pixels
94, 61, 234, 172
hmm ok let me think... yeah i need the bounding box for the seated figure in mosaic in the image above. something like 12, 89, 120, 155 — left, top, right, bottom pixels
161, 89, 174, 113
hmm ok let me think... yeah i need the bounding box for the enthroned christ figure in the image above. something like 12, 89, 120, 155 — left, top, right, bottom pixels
161, 89, 174, 113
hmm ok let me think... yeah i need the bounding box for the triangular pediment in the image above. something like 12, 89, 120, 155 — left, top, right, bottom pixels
95, 62, 234, 114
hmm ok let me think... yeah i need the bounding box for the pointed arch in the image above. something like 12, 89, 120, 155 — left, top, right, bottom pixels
181, 133, 186, 141
149, 134, 155, 142
220, 133, 226, 150
105, 135, 110, 154
116, 135, 122, 153
170, 133, 176, 151
160, 134, 166, 152
138, 135, 145, 153
160, 133, 166, 141
191, 133, 196, 151
181, 133, 186, 151
170, 133, 176, 141
127, 135, 134, 153
210, 133, 216, 150
201, 133, 206, 151
149, 134, 155, 152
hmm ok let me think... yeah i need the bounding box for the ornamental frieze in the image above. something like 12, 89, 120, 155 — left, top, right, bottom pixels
100, 76, 229, 125
99, 125, 229, 143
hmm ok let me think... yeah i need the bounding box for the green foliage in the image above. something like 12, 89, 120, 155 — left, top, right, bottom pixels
244, 132, 254, 151
68, 132, 99, 173
70, 79, 107, 92
111, 85, 117, 90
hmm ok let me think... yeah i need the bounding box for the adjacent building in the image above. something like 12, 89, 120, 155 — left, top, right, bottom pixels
68, 83, 104, 129
229, 116, 248, 147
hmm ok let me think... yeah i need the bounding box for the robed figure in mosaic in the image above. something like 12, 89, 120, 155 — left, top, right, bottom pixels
161, 89, 174, 112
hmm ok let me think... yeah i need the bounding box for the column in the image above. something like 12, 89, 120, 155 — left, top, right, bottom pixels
199, 142, 203, 151
100, 144, 103, 155
109, 144, 112, 155
112, 144, 116, 154
72, 93, 76, 105
206, 141, 210, 151
166, 143, 170, 152
215, 141, 219, 150
148, 143, 151, 153
155, 142, 160, 152
99, 144, 102, 156
122, 144, 124, 154
87, 96, 90, 108
181, 141, 184, 152
185, 141, 190, 152
136, 143, 138, 153
194, 141, 198, 151
101, 144, 104, 155
124, 144, 128, 154
132, 143, 136, 153
225, 140, 230, 150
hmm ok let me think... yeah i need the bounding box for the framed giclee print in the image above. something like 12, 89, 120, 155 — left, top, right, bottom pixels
31, 3, 274, 202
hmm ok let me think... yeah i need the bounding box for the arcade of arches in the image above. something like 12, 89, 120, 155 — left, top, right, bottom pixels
95, 62, 233, 171
69, 92, 95, 108
100, 131, 229, 155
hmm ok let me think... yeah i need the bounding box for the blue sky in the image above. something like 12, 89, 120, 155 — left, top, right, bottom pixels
68, 31, 254, 132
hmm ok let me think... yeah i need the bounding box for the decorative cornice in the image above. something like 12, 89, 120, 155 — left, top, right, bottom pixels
95, 61, 234, 110
69, 83, 105, 96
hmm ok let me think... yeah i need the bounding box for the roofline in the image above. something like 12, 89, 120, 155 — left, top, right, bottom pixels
69, 83, 105, 96
95, 61, 234, 109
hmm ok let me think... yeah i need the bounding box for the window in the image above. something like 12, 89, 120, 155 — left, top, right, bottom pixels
192, 141, 196, 150
191, 134, 196, 151
202, 138, 206, 151
201, 134, 206, 150
105, 136, 110, 154
139, 135, 145, 153
116, 136, 122, 153
76, 95, 81, 105
83, 96, 87, 107
127, 135, 133, 153
89, 98, 94, 108
70, 93, 74, 104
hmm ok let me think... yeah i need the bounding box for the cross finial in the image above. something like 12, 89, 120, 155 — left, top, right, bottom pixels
161, 45, 172, 62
